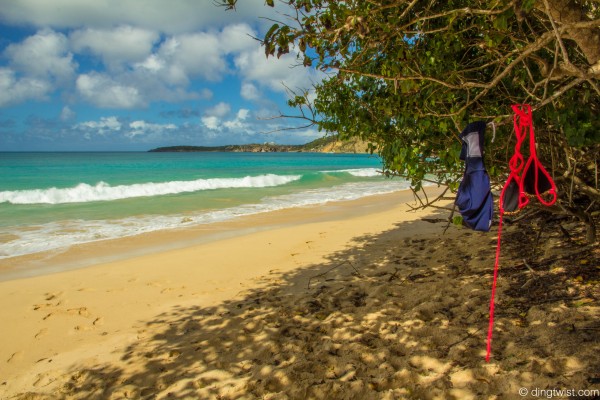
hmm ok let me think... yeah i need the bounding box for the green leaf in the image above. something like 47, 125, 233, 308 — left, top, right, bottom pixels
522, 0, 535, 12
265, 23, 279, 40
493, 15, 507, 30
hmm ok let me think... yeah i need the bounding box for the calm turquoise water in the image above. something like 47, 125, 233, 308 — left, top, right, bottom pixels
0, 152, 409, 258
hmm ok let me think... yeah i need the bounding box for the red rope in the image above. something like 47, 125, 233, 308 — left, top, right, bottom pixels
486, 213, 503, 362
486, 104, 557, 362
513, 104, 558, 208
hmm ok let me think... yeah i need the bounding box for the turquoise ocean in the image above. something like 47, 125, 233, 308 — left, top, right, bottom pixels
0, 152, 410, 260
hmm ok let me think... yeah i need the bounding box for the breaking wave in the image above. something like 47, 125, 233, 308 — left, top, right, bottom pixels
0, 180, 411, 259
341, 168, 382, 177
321, 168, 382, 177
0, 174, 302, 205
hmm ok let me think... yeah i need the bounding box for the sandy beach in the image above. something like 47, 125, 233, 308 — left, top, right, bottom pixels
1, 188, 598, 400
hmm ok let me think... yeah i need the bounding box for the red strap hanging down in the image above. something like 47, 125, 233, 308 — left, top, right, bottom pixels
486, 104, 557, 362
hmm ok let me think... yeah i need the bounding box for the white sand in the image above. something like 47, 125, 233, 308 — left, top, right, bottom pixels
1, 188, 598, 399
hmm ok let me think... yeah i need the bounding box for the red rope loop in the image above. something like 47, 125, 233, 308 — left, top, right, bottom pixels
486, 104, 557, 362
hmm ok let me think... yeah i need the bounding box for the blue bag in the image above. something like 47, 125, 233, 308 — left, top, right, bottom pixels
455, 121, 494, 232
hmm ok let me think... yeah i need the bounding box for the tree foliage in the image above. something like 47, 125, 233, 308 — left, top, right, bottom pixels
219, 0, 600, 240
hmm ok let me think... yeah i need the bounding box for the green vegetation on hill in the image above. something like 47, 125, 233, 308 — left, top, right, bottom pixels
149, 135, 370, 153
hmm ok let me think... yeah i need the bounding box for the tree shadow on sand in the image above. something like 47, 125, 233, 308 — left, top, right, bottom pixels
16, 211, 600, 400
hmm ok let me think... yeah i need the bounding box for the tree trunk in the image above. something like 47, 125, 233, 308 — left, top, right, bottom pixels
540, 0, 600, 66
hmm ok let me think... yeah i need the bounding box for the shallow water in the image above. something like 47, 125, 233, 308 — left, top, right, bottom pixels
0, 152, 409, 258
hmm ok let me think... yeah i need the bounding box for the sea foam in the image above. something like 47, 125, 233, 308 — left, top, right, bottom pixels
0, 180, 410, 259
322, 168, 382, 177
343, 168, 381, 177
0, 174, 302, 205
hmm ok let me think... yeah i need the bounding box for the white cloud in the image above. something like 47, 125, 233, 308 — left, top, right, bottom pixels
129, 120, 146, 130
235, 47, 322, 94
201, 107, 249, 131
219, 23, 258, 53
76, 73, 143, 108
223, 108, 251, 130
70, 26, 159, 68
128, 120, 177, 138
132, 24, 261, 91
130, 120, 176, 130
75, 116, 122, 134
60, 105, 76, 121
0, 68, 51, 106
0, 21, 267, 110
74, 60, 208, 108
135, 54, 164, 73
0, 0, 282, 34
161, 33, 226, 81
201, 116, 220, 130
0, 29, 77, 106
240, 81, 260, 100
73, 116, 181, 143
201, 102, 238, 130
4, 29, 76, 82
205, 102, 231, 118
0, 17, 313, 111
237, 108, 250, 120
134, 29, 234, 86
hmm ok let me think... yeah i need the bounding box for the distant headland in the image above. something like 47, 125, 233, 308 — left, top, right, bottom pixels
149, 136, 371, 154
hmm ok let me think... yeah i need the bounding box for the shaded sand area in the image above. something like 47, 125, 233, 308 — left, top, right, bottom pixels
1, 189, 599, 399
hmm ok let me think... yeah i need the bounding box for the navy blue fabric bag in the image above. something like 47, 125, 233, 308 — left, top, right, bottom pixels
455, 121, 494, 232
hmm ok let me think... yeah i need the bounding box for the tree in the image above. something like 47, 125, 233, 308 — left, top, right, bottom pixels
219, 0, 600, 241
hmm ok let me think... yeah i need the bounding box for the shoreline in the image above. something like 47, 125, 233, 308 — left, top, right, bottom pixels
0, 187, 434, 282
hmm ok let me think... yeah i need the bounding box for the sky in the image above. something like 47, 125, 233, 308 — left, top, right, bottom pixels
0, 0, 326, 151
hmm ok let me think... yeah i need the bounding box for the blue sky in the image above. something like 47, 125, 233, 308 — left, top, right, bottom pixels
0, 0, 325, 151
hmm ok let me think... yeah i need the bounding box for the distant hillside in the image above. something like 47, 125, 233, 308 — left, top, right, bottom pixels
149, 135, 372, 154
303, 136, 371, 153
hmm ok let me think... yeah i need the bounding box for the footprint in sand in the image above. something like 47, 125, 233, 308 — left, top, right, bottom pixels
67, 307, 91, 317
76, 287, 96, 292
44, 292, 63, 301
34, 292, 64, 317
109, 384, 140, 399
34, 328, 48, 339
33, 370, 60, 388
70, 311, 103, 333
41, 307, 97, 334
7, 351, 24, 363
33, 303, 54, 311
136, 329, 148, 340
74, 325, 93, 332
